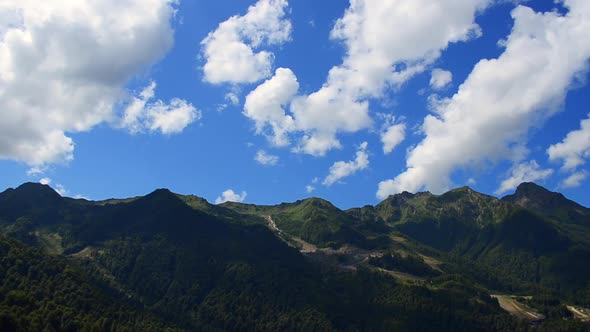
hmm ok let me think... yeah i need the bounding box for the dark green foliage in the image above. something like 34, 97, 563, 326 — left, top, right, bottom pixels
0, 235, 182, 332
0, 181, 589, 331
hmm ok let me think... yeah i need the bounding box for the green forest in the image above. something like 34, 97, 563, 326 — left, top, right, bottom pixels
1, 182, 590, 331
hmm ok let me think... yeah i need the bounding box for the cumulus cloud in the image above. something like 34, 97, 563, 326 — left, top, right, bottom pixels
291, 0, 488, 156
306, 185, 315, 193
244, 68, 298, 146
381, 124, 405, 154
547, 114, 590, 188
495, 160, 553, 195
379, 114, 406, 154
245, 0, 489, 156
215, 189, 248, 204
430, 68, 453, 89
39, 178, 51, 185
200, 0, 291, 84
122, 82, 200, 135
547, 113, 590, 171
0, 0, 181, 167
323, 142, 369, 186
146, 99, 199, 135
561, 171, 588, 189
378, 1, 590, 198
254, 150, 279, 165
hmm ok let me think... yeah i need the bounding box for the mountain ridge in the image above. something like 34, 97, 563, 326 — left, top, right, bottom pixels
1, 181, 590, 330
8, 180, 588, 213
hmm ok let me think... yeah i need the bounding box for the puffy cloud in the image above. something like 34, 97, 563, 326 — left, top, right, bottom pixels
495, 160, 553, 195
291, 0, 488, 155
306, 185, 315, 193
379, 114, 406, 154
254, 150, 279, 165
200, 0, 291, 84
244, 68, 298, 146
323, 142, 369, 186
328, 0, 486, 97
39, 178, 51, 185
0, 0, 179, 167
290, 90, 371, 156
215, 189, 247, 204
246, 0, 489, 156
548, 114, 590, 188
430, 68, 453, 90
146, 99, 199, 135
381, 124, 406, 154
378, 1, 590, 198
122, 82, 200, 135
547, 114, 590, 171
561, 171, 588, 189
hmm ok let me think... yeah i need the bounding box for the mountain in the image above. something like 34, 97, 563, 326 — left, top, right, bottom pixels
222, 197, 389, 249
503, 182, 590, 225
0, 233, 182, 331
1, 182, 590, 331
348, 184, 590, 295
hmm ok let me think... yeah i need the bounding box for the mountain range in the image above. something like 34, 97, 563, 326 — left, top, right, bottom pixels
1, 182, 589, 331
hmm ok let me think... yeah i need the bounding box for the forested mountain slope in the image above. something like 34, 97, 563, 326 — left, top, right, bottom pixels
1, 182, 589, 331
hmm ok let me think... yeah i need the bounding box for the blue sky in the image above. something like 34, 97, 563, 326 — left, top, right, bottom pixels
0, 0, 589, 209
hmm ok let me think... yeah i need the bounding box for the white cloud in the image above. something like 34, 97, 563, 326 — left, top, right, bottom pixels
548, 114, 590, 189
430, 68, 453, 90
495, 160, 553, 195
200, 0, 291, 84
254, 150, 279, 165
289, 0, 488, 156
245, 0, 489, 156
561, 171, 588, 188
146, 99, 199, 135
323, 142, 369, 186
378, 1, 590, 198
122, 82, 200, 135
244, 68, 298, 146
547, 113, 590, 171
306, 185, 315, 193
0, 0, 179, 167
225, 91, 240, 106
215, 189, 247, 204
380, 114, 406, 154
39, 177, 51, 185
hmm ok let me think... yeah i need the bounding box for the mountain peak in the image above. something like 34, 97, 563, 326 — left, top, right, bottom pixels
451, 186, 474, 193
9, 182, 62, 201
503, 182, 590, 223
503, 182, 563, 206
515, 182, 552, 195
384, 191, 415, 202
302, 197, 334, 207
142, 188, 179, 202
